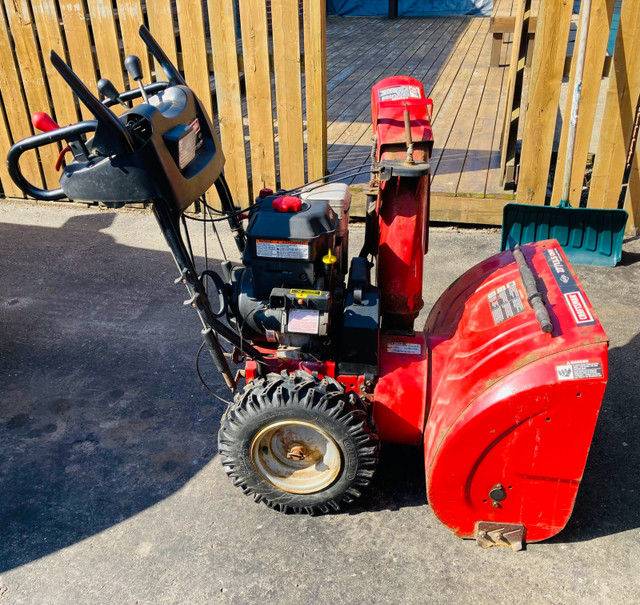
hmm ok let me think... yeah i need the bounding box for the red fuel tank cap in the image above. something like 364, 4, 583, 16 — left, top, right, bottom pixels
273, 195, 302, 212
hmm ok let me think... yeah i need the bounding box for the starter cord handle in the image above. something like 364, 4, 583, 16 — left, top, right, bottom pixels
512, 245, 553, 334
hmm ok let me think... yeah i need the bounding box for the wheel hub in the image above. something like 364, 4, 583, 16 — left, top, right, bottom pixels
250, 420, 342, 494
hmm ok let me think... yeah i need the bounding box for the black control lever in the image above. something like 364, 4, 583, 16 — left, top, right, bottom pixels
50, 51, 134, 154
124, 55, 149, 103
138, 25, 186, 87
97, 78, 128, 108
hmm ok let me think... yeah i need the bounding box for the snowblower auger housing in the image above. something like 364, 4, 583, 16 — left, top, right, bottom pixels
7, 32, 609, 550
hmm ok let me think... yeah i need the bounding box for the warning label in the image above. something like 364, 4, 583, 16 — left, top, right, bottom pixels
256, 240, 309, 260
556, 361, 604, 381
289, 289, 322, 298
379, 85, 422, 102
387, 341, 422, 355
288, 309, 320, 334
488, 281, 525, 325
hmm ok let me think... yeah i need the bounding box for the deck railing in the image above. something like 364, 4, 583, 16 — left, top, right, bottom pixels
0, 0, 326, 207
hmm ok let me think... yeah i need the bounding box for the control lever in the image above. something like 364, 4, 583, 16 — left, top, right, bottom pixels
50, 51, 134, 155
97, 78, 128, 108
124, 55, 149, 103
31, 111, 89, 169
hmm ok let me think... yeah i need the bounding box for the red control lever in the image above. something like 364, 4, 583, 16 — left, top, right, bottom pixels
31, 111, 60, 132
31, 111, 71, 171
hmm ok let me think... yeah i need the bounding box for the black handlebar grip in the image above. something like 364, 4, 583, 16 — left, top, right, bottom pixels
7, 121, 97, 201
124, 55, 144, 82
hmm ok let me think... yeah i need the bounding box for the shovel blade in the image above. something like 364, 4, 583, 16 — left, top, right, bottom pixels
501, 203, 628, 266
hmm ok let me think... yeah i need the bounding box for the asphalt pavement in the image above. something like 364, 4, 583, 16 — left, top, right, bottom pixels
1, 201, 638, 604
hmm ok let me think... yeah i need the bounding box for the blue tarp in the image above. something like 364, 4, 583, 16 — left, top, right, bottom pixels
327, 1, 493, 17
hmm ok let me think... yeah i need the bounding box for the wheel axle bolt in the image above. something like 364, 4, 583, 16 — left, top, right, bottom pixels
286, 445, 305, 461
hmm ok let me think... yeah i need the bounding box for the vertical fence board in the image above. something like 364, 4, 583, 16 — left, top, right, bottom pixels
238, 0, 276, 197
517, 0, 572, 205
175, 0, 212, 117
31, 0, 80, 127
58, 0, 99, 120
116, 0, 152, 84
86, 0, 126, 93
208, 0, 250, 206
3, 0, 60, 189
588, 0, 640, 209
145, 0, 179, 77
550, 0, 615, 205
304, 0, 327, 181
0, 4, 40, 195
623, 149, 638, 235
272, 0, 305, 188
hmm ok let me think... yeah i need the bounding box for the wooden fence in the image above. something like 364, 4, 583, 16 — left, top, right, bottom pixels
515, 0, 638, 235
0, 0, 326, 207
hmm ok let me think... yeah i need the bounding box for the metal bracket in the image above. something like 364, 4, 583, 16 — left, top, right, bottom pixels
476, 521, 526, 552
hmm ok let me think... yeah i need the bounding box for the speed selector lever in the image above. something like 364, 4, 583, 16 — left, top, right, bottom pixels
124, 55, 149, 103
97, 78, 128, 108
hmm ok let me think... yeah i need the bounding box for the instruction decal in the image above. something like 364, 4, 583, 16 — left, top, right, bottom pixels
488, 281, 525, 325
556, 360, 603, 381
256, 240, 309, 260
543, 248, 596, 325
387, 341, 422, 355
378, 85, 422, 102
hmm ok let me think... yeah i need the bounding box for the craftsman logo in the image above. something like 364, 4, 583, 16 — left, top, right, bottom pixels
556, 361, 603, 381
564, 291, 594, 324
543, 248, 597, 326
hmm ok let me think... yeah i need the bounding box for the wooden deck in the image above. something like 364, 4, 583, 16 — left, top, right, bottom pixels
325, 16, 514, 223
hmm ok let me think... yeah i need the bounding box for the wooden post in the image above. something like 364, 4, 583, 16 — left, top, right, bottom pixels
208, 0, 250, 207
272, 0, 305, 188
517, 0, 573, 205
550, 0, 615, 205
304, 0, 327, 181
239, 0, 277, 197
588, 0, 640, 210
499, 0, 531, 187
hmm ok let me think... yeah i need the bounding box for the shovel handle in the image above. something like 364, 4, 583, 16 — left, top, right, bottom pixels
513, 245, 553, 334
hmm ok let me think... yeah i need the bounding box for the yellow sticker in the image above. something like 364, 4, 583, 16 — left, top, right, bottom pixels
289, 289, 322, 298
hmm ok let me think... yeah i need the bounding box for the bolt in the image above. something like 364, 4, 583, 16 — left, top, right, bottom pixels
287, 445, 305, 461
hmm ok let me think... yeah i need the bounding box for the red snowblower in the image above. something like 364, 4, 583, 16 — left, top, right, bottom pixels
7, 27, 608, 550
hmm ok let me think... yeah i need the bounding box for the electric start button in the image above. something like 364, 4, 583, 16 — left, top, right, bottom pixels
273, 195, 302, 212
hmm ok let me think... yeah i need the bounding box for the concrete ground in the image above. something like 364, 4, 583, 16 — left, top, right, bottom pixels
0, 202, 638, 605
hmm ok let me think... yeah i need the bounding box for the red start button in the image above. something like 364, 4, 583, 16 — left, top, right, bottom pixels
273, 195, 302, 212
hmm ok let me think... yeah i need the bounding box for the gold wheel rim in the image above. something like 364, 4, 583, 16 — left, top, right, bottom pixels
250, 420, 342, 494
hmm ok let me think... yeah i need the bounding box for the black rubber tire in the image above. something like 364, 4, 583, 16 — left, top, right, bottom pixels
218, 371, 379, 514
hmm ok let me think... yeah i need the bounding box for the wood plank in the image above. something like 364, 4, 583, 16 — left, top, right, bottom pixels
623, 147, 638, 235
429, 20, 489, 177
239, 0, 277, 195
499, 0, 531, 186
0, 3, 40, 195
115, 0, 152, 84
208, 0, 250, 207
303, 0, 327, 181
588, 0, 639, 209
3, 0, 60, 189
145, 0, 179, 77
433, 25, 492, 195
458, 61, 506, 196
86, 0, 126, 92
31, 0, 79, 127
550, 0, 615, 205
517, 0, 573, 205
272, 0, 305, 188
58, 0, 99, 120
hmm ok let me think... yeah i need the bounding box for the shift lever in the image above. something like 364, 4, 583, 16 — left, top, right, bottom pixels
97, 78, 128, 108
124, 55, 149, 102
